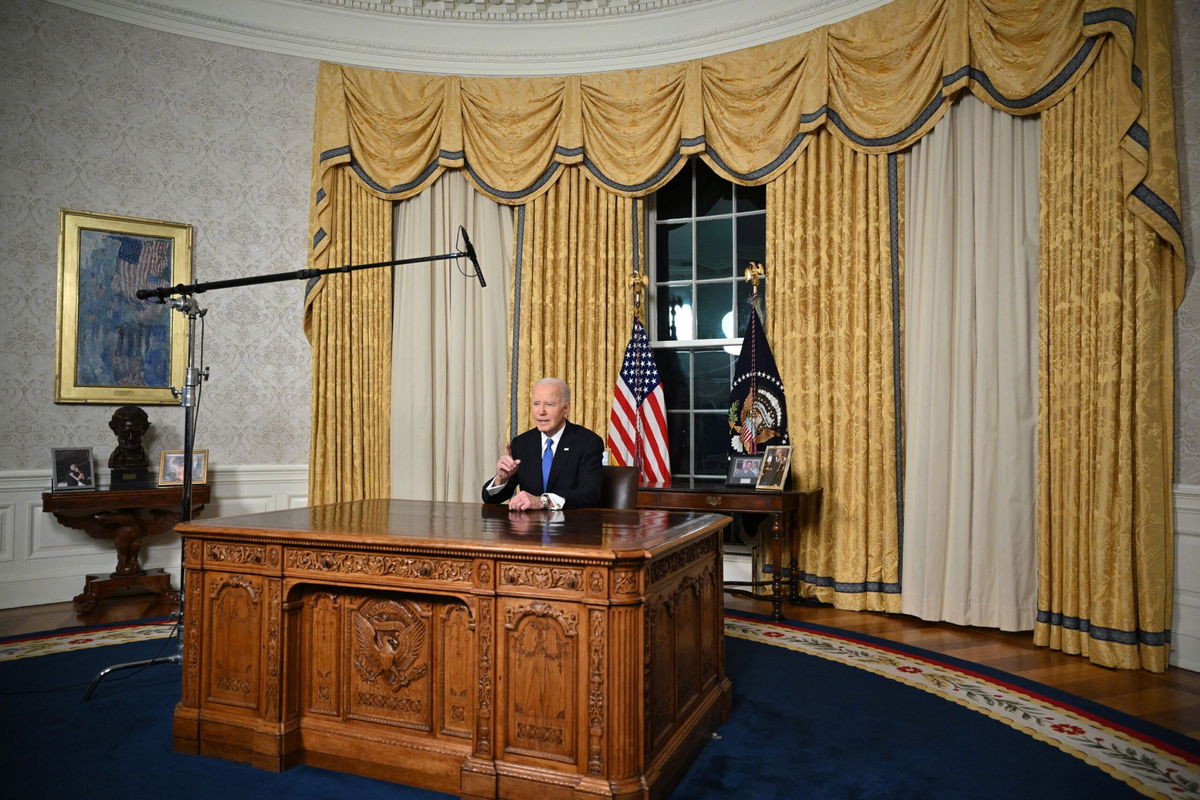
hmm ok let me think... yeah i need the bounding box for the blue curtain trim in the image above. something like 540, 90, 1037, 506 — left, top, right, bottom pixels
315, 187, 326, 205
319, 145, 351, 162
631, 197, 641, 275
1132, 183, 1184, 239
788, 569, 902, 594
888, 152, 904, 579
705, 132, 808, 182
312, 228, 327, 248
584, 153, 683, 194
1036, 610, 1171, 647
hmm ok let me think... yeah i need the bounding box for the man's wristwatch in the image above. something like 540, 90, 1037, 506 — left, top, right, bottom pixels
540, 494, 551, 509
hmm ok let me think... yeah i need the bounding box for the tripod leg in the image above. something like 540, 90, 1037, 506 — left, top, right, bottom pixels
82, 652, 180, 702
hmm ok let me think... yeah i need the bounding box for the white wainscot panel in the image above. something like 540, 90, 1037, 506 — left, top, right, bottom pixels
1172, 484, 1200, 671
0, 466, 307, 610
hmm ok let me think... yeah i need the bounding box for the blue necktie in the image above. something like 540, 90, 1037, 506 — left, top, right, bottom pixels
542, 438, 554, 492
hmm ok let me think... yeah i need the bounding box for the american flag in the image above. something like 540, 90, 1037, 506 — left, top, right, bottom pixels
607, 318, 670, 486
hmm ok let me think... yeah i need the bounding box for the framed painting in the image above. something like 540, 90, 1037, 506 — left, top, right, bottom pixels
55, 209, 192, 404
158, 449, 208, 486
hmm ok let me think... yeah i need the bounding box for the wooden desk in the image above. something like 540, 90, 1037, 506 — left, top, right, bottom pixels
41, 485, 211, 613
172, 500, 731, 800
636, 482, 822, 621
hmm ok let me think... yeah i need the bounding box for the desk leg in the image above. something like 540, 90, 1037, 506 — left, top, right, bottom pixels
788, 509, 801, 605
769, 513, 784, 621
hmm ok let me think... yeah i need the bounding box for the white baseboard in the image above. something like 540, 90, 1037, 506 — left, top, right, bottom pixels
1172, 483, 1200, 672
0, 465, 308, 610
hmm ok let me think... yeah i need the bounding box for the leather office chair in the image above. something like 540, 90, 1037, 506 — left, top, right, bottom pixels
599, 465, 639, 509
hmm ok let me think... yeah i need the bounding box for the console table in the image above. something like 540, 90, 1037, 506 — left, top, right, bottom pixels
42, 485, 211, 613
636, 481, 822, 620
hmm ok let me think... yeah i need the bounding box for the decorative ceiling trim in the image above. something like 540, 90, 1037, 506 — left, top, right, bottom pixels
46, 0, 895, 75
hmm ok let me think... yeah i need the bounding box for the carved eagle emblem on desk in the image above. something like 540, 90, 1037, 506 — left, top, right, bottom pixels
352, 600, 428, 690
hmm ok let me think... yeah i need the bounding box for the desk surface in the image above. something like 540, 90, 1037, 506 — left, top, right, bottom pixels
177, 498, 726, 560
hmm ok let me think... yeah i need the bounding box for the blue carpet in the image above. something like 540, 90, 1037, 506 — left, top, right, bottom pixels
0, 618, 1193, 799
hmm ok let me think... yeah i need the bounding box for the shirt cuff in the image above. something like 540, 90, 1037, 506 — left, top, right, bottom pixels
545, 493, 565, 510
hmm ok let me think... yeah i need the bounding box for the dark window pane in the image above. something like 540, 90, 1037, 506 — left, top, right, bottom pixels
667, 412, 690, 474
696, 218, 733, 280
696, 167, 732, 216
693, 349, 733, 410
735, 214, 766, 274
696, 282, 733, 340
655, 222, 692, 282
656, 163, 693, 220
658, 349, 690, 410
737, 183, 766, 213
656, 287, 694, 341
694, 412, 731, 477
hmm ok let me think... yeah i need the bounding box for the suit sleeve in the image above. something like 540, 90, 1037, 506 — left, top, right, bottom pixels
481, 437, 520, 504
557, 428, 604, 509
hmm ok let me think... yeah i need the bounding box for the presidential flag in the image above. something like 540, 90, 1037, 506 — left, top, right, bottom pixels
728, 304, 788, 455
608, 318, 670, 485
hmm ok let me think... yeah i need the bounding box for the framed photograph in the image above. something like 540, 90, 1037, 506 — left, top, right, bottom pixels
726, 454, 764, 487
56, 209, 192, 404
51, 447, 97, 492
159, 449, 208, 486
755, 445, 793, 491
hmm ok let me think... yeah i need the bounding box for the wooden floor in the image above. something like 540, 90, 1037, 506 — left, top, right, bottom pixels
2, 592, 1197, 740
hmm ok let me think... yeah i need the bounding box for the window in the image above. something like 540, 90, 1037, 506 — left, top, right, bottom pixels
649, 159, 767, 481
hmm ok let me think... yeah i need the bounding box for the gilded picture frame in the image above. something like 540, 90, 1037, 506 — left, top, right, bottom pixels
55, 209, 192, 404
158, 449, 208, 486
755, 445, 793, 491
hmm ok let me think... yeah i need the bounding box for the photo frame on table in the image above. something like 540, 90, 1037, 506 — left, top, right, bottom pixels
55, 209, 192, 404
51, 447, 96, 492
159, 449, 208, 486
726, 454, 764, 487
755, 445, 793, 491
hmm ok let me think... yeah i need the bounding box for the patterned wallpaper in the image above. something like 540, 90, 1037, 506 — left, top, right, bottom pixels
1174, 4, 1200, 486
0, 0, 1197, 484
0, 0, 317, 471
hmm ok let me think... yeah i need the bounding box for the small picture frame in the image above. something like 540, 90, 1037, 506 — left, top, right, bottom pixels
755, 445, 793, 491
726, 454, 764, 487
158, 449, 208, 486
51, 447, 97, 492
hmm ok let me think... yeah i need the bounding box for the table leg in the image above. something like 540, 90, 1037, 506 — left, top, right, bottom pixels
769, 512, 784, 621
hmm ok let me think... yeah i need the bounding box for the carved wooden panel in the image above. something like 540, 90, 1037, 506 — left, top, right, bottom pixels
346, 596, 433, 731
647, 597, 674, 754
305, 592, 342, 716
674, 578, 701, 714
205, 573, 263, 710
438, 602, 473, 739
502, 599, 578, 764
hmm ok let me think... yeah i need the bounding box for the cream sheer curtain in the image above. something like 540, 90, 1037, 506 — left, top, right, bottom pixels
901, 95, 1041, 630
390, 171, 515, 502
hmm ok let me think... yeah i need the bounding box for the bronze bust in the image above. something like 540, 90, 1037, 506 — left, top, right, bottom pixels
108, 406, 150, 469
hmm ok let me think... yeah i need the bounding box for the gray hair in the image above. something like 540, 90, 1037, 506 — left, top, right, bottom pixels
534, 377, 570, 404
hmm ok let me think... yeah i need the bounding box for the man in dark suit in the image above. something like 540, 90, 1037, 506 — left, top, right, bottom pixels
482, 377, 604, 510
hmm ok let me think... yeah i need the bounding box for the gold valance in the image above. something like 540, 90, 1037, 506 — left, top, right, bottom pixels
309, 0, 1182, 287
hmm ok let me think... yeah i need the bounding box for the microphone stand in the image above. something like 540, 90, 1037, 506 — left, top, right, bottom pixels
81, 246, 475, 700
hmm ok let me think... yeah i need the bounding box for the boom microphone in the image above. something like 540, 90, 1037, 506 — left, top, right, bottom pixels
460, 226, 486, 288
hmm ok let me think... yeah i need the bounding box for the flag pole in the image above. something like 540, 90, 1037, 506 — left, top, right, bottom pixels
629, 271, 649, 478
743, 263, 765, 455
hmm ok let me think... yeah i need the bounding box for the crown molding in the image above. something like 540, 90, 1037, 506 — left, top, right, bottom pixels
46, 0, 894, 75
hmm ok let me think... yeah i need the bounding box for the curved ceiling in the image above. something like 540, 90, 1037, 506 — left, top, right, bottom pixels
48, 0, 892, 75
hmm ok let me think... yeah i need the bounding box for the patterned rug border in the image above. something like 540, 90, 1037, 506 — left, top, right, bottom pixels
0, 618, 177, 662
727, 612, 1200, 800
4, 613, 1197, 799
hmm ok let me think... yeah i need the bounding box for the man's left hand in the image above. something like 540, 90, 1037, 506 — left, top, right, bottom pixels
509, 490, 545, 511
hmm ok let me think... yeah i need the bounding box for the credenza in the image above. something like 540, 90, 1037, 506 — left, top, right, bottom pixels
172, 499, 731, 800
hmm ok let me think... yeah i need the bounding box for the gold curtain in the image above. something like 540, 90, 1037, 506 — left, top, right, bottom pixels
303, 167, 393, 504
1035, 37, 1177, 672
303, 0, 1185, 670
768, 133, 903, 612
510, 166, 638, 436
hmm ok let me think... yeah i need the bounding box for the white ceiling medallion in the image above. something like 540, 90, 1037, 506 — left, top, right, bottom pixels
47, 0, 894, 75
